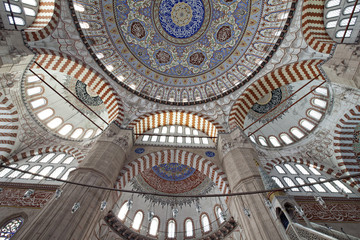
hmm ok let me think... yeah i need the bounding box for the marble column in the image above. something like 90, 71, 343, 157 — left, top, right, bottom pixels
219, 129, 284, 240
15, 124, 133, 240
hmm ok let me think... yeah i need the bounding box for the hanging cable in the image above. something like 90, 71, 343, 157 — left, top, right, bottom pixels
1, 163, 358, 198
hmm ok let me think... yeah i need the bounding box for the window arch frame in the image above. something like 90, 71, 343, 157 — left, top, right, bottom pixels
166, 218, 177, 239
117, 200, 130, 222
200, 212, 212, 235
148, 215, 160, 237
184, 217, 195, 239
214, 204, 226, 226
131, 210, 144, 232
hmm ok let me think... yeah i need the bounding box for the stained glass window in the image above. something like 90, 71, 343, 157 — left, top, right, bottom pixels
0, 217, 24, 239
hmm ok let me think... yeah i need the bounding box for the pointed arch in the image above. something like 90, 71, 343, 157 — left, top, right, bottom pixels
24, 0, 61, 42
117, 149, 230, 195
264, 156, 360, 192
0, 92, 19, 163
30, 50, 124, 124
229, 60, 325, 129
301, 0, 335, 53
333, 105, 360, 190
6, 145, 85, 164
128, 110, 225, 142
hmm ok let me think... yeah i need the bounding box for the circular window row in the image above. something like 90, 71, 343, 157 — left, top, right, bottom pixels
117, 201, 226, 238
250, 87, 328, 147
25, 75, 102, 140
0, 153, 78, 183
324, 0, 359, 42
270, 163, 354, 197
4, 0, 38, 27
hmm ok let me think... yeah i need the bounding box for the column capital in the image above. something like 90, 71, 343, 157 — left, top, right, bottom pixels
218, 128, 253, 159
99, 123, 133, 152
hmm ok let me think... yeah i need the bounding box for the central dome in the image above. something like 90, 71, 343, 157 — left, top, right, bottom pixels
114, 0, 247, 79
72, 0, 293, 103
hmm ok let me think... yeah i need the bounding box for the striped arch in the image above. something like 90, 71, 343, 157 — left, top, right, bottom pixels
333, 105, 360, 180
264, 156, 360, 192
6, 145, 85, 164
24, 0, 61, 42
117, 149, 230, 195
229, 59, 325, 129
301, 0, 334, 54
0, 92, 19, 163
128, 110, 225, 141
30, 50, 124, 124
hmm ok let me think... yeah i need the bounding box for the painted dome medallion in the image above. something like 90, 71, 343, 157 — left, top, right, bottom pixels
71, 0, 294, 104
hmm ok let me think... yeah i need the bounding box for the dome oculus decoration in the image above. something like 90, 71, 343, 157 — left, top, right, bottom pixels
71, 0, 295, 103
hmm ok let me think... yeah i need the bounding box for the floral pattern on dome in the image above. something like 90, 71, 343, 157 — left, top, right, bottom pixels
71, 0, 295, 103
159, 0, 204, 39
251, 88, 282, 114
132, 169, 214, 206
248, 85, 294, 124
114, 0, 248, 78
75, 81, 103, 106
152, 163, 196, 181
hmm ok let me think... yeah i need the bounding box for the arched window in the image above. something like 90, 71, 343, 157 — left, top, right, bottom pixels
149, 217, 159, 236
308, 178, 326, 192
21, 165, 41, 179
167, 220, 176, 238
215, 206, 225, 224
308, 166, 321, 175
280, 133, 293, 145
283, 177, 299, 191
269, 136, 281, 147
34, 166, 53, 180
0, 217, 24, 239
185, 218, 194, 237
0, 164, 17, 178
117, 201, 129, 221
284, 164, 297, 175
258, 136, 268, 146
333, 180, 352, 193
295, 164, 309, 175
295, 177, 312, 192
290, 127, 305, 139
201, 213, 211, 233
320, 178, 339, 193
272, 176, 284, 188
275, 165, 286, 174
131, 211, 143, 231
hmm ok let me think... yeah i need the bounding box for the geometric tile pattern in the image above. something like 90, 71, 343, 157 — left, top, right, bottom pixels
333, 105, 360, 190
31, 50, 124, 124
24, 0, 60, 42
229, 59, 325, 129
6, 145, 85, 164
128, 110, 225, 141
116, 149, 230, 195
0, 92, 19, 163
301, 0, 334, 54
